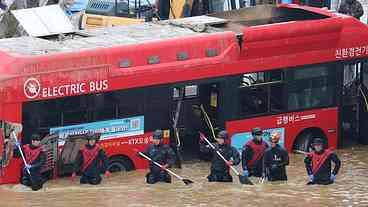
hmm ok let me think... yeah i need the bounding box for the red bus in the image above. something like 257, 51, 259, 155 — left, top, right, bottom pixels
0, 4, 367, 184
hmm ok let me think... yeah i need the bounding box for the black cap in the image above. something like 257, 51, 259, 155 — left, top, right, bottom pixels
153, 129, 163, 140
217, 130, 227, 140
31, 134, 41, 141
312, 138, 324, 145
252, 127, 262, 136
86, 132, 100, 141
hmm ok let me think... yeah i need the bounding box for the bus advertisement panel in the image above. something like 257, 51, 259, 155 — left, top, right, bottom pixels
50, 116, 144, 145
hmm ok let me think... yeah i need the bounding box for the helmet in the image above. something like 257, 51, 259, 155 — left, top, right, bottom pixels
311, 138, 324, 146
153, 129, 163, 140
217, 130, 228, 140
86, 132, 100, 141
31, 134, 41, 141
270, 131, 280, 143
252, 127, 263, 136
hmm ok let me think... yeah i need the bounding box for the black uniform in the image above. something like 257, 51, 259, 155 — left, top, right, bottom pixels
190, 0, 204, 16
143, 144, 176, 184
15, 144, 46, 191
242, 139, 269, 177
74, 144, 109, 185
263, 144, 289, 181
304, 149, 341, 185
200, 143, 240, 182
157, 0, 170, 20
0, 1, 7, 10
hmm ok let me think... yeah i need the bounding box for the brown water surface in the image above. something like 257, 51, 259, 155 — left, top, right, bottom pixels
0, 146, 367, 207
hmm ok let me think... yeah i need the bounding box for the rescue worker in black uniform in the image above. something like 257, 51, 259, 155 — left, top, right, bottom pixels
242, 127, 269, 178
304, 138, 341, 185
200, 130, 240, 182
140, 129, 176, 184
263, 131, 289, 181
155, 0, 170, 20
14, 134, 46, 191
72, 133, 110, 185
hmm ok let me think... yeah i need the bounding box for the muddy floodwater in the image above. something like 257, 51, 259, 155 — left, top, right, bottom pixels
1, 146, 368, 207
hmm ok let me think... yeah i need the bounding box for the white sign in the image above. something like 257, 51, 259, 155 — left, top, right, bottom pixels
276, 113, 316, 126
336, 46, 368, 59
11, 5, 74, 37
23, 77, 41, 99
24, 77, 108, 99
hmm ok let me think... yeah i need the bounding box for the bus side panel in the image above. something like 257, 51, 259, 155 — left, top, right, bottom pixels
99, 132, 156, 170
226, 107, 338, 152
0, 103, 22, 184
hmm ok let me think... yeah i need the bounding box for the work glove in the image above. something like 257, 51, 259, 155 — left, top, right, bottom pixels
225, 160, 233, 167
14, 140, 21, 148
308, 174, 314, 182
70, 172, 76, 182
24, 164, 32, 170
242, 169, 249, 177
330, 174, 336, 182
160, 164, 168, 171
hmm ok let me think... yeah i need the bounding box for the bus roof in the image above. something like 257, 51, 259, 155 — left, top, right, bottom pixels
0, 16, 226, 56
0, 4, 339, 57
0, 4, 367, 104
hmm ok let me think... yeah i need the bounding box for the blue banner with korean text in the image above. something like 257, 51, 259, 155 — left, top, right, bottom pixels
50, 116, 144, 145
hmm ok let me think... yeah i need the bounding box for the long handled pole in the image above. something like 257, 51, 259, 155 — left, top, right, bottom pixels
197, 105, 253, 185
199, 133, 253, 185
293, 150, 309, 155
200, 133, 240, 176
200, 105, 216, 139
138, 152, 193, 185
11, 131, 31, 175
199, 105, 238, 175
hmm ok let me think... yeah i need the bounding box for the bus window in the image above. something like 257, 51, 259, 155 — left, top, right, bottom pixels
91, 93, 117, 121
116, 89, 144, 119
238, 70, 284, 117
145, 86, 171, 132
287, 64, 336, 111
61, 96, 90, 125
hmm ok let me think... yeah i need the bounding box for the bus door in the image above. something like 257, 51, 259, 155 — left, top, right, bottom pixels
171, 82, 221, 161
0, 121, 22, 183
341, 60, 368, 145
358, 60, 368, 144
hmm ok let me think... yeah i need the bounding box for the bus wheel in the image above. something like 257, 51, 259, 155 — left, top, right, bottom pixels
293, 129, 327, 152
107, 156, 134, 173
297, 132, 314, 152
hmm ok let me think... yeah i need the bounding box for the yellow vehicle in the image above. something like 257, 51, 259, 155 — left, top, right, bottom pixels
81, 13, 144, 30
81, 0, 193, 29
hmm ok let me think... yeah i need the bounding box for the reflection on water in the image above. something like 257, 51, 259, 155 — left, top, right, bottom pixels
1, 146, 368, 207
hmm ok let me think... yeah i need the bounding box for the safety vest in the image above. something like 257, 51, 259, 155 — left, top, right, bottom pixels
309, 149, 333, 175
81, 145, 101, 172
23, 144, 42, 164
245, 140, 267, 167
